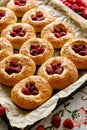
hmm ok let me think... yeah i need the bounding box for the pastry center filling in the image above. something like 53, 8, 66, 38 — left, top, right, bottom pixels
10, 26, 25, 37
53, 27, 67, 38
46, 62, 64, 75
31, 11, 45, 21
14, 0, 26, 6
21, 82, 39, 95
0, 10, 5, 20
72, 44, 87, 56
30, 43, 44, 56
5, 60, 22, 75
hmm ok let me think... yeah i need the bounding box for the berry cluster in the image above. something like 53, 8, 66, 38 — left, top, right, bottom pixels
21, 82, 39, 95
30, 43, 44, 56
61, 0, 87, 19
54, 27, 67, 38
72, 44, 87, 56
14, 0, 26, 6
5, 60, 22, 75
31, 11, 45, 21
10, 26, 25, 37
46, 62, 64, 75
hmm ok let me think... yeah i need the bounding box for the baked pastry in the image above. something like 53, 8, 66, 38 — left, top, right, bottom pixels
41, 21, 74, 49
0, 38, 13, 61
60, 38, 87, 69
7, 0, 37, 17
0, 7, 17, 32
38, 56, 78, 89
11, 75, 53, 110
22, 9, 56, 32
0, 54, 36, 86
19, 38, 54, 65
1, 23, 36, 49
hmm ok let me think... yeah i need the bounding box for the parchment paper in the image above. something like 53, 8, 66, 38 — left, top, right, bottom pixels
0, 0, 87, 129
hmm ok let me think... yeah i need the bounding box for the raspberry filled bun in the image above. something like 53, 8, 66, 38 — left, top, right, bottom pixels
19, 38, 54, 65
22, 9, 56, 32
41, 21, 74, 49
38, 56, 78, 89
0, 54, 36, 86
7, 0, 37, 17
61, 38, 87, 69
11, 75, 53, 110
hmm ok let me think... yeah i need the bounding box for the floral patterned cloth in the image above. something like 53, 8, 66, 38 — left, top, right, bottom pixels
32, 85, 87, 130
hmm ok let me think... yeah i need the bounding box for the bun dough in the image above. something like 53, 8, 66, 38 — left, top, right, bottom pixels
41, 21, 74, 49
0, 54, 36, 86
0, 38, 13, 61
11, 75, 53, 110
22, 9, 56, 32
38, 56, 78, 89
60, 38, 87, 69
1, 23, 36, 49
19, 38, 54, 65
0, 7, 17, 32
7, 0, 37, 17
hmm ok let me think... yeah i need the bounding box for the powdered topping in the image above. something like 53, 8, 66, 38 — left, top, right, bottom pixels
5, 60, 22, 75
46, 62, 64, 75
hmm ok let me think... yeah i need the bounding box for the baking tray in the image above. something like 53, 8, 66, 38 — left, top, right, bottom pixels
0, 0, 87, 130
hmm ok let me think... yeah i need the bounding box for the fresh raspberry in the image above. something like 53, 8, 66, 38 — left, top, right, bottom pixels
63, 118, 74, 129
0, 106, 6, 116
82, 12, 87, 19
36, 125, 45, 130
51, 116, 61, 128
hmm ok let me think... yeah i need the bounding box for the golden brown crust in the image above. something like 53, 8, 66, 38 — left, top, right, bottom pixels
41, 21, 74, 49
0, 38, 13, 61
7, 0, 37, 17
22, 9, 56, 32
38, 56, 78, 89
0, 7, 17, 32
1, 23, 36, 49
11, 75, 53, 110
60, 38, 87, 69
19, 38, 54, 65
0, 54, 36, 86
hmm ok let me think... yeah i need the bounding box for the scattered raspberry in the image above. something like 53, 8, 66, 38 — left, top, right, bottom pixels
63, 118, 74, 129
36, 125, 45, 130
0, 106, 6, 116
51, 116, 61, 128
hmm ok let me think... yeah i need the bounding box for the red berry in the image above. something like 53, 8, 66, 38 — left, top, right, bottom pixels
36, 125, 45, 130
63, 118, 74, 129
0, 106, 6, 116
82, 12, 87, 19
51, 116, 61, 128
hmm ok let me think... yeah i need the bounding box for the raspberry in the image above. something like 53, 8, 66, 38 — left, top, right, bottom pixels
63, 118, 74, 129
36, 125, 45, 130
51, 116, 61, 128
0, 106, 6, 116
82, 12, 87, 19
